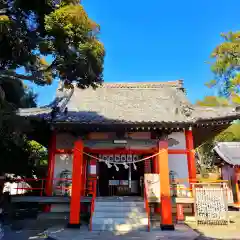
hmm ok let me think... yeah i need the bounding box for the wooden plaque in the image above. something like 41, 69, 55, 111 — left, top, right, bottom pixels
144, 174, 160, 203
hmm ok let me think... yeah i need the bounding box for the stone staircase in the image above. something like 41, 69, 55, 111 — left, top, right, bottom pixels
91, 197, 149, 232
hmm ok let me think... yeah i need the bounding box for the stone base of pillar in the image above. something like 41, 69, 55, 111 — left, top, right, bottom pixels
160, 224, 175, 231
67, 223, 81, 228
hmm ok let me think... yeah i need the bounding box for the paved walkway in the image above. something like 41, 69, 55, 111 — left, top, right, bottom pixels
46, 224, 200, 240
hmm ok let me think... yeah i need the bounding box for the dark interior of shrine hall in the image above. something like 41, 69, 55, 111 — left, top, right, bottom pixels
97, 160, 145, 196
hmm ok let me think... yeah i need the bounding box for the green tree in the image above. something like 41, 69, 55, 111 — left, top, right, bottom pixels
195, 96, 240, 174
208, 31, 240, 103
196, 96, 230, 107
0, 0, 105, 88
0, 0, 105, 180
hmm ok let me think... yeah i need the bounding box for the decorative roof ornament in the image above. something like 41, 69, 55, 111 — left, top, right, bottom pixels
181, 105, 194, 117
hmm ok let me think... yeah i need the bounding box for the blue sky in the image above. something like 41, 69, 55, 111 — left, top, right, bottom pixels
31, 0, 240, 105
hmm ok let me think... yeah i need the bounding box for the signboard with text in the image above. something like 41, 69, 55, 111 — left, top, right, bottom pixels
144, 174, 160, 203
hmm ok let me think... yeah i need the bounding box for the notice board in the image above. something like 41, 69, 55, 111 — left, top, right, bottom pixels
144, 174, 160, 203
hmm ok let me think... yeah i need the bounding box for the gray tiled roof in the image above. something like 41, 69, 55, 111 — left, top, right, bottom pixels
18, 80, 240, 125
213, 142, 240, 166
54, 80, 196, 123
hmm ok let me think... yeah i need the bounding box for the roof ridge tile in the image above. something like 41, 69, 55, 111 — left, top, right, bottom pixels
101, 80, 183, 89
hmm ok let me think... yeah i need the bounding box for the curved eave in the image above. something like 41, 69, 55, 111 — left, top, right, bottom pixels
51, 120, 194, 131
213, 142, 240, 166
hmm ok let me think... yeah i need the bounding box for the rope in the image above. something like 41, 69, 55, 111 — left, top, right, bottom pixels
82, 150, 163, 164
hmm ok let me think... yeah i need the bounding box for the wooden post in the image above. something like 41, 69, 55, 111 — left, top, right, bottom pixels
234, 167, 240, 206
185, 128, 196, 215
158, 140, 174, 230
68, 139, 83, 228
176, 204, 184, 223
185, 128, 197, 185
82, 157, 87, 196
44, 131, 56, 212
153, 156, 161, 214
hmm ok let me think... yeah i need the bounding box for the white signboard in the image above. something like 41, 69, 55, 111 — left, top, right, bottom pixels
144, 174, 160, 203
194, 184, 229, 225
89, 165, 96, 175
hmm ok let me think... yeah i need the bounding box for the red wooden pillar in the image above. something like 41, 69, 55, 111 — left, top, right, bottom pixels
176, 203, 184, 223
153, 156, 161, 214
81, 156, 87, 214
144, 156, 151, 173
82, 157, 87, 196
185, 127, 196, 215
44, 131, 56, 212
185, 127, 197, 185
68, 139, 83, 228
158, 140, 174, 230
234, 168, 240, 206
89, 158, 97, 197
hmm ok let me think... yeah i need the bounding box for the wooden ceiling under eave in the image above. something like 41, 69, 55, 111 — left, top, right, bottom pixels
192, 122, 232, 148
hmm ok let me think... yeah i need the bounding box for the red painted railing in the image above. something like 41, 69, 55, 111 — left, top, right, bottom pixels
144, 185, 150, 232
13, 178, 95, 197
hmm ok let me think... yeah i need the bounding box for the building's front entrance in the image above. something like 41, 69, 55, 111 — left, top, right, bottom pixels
97, 158, 145, 197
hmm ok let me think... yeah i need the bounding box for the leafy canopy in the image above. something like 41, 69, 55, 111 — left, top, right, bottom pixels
207, 31, 240, 104
196, 95, 230, 107
196, 31, 240, 173
0, 0, 105, 89
0, 1, 105, 179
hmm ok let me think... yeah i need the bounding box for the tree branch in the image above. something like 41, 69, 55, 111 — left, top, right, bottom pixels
0, 70, 46, 85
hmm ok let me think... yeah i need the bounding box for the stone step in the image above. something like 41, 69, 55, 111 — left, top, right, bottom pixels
91, 197, 148, 232
94, 205, 145, 213
94, 210, 147, 218
91, 223, 148, 232
94, 201, 145, 207
93, 217, 148, 224
37, 212, 69, 220
91, 217, 148, 231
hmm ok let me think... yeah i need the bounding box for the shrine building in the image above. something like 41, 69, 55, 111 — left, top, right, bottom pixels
18, 80, 240, 230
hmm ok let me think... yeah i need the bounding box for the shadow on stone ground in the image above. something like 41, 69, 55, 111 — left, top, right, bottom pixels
2, 212, 240, 240
2, 218, 69, 240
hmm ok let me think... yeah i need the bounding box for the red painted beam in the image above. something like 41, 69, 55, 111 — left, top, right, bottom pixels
55, 148, 190, 155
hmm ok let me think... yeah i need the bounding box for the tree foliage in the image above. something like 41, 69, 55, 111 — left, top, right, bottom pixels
195, 95, 240, 173
196, 95, 230, 107
208, 31, 240, 103
0, 0, 105, 179
0, 0, 105, 88
0, 83, 43, 178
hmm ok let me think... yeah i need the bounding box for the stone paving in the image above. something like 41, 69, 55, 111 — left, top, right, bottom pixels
186, 211, 240, 240
46, 224, 200, 240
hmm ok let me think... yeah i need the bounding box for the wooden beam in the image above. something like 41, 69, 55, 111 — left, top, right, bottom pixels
55, 148, 190, 155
